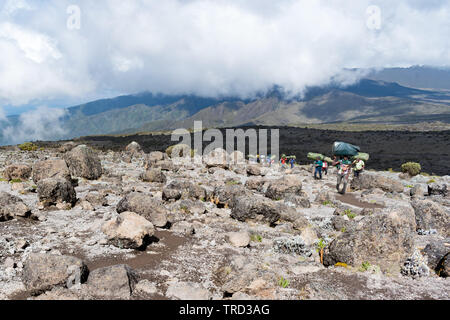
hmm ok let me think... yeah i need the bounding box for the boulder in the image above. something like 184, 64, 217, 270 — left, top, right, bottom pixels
102, 212, 155, 249
411, 199, 450, 237
58, 142, 77, 153
284, 194, 311, 208
125, 141, 143, 157
0, 192, 31, 221
350, 172, 404, 193
3, 164, 32, 181
245, 177, 266, 192
324, 204, 417, 273
171, 221, 195, 236
203, 148, 229, 169
117, 192, 168, 227
400, 250, 430, 279
265, 175, 303, 200
422, 239, 450, 277
37, 178, 77, 208
64, 145, 102, 180
226, 232, 251, 248
247, 165, 263, 176
144, 151, 167, 169
86, 264, 138, 300
231, 196, 281, 225
32, 159, 71, 183
141, 168, 167, 184
163, 180, 206, 201
22, 254, 89, 295
153, 160, 176, 172
165, 282, 211, 300
214, 185, 251, 207
85, 191, 108, 207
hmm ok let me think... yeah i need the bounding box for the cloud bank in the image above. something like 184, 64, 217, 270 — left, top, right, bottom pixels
0, 0, 448, 105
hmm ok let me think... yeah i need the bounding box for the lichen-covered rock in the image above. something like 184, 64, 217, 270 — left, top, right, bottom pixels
64, 145, 102, 180
214, 184, 251, 207
273, 236, 313, 257
411, 199, 450, 237
3, 164, 32, 181
32, 159, 71, 183
324, 204, 417, 273
37, 178, 77, 208
102, 212, 155, 249
428, 183, 448, 197
144, 151, 168, 169
86, 265, 138, 300
0, 192, 31, 221
350, 172, 404, 193
22, 254, 89, 295
401, 250, 430, 279
117, 192, 168, 227
265, 175, 303, 200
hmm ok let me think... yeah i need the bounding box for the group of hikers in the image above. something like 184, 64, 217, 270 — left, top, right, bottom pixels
314, 155, 365, 179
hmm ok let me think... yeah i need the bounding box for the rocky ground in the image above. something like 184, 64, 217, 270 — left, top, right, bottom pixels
0, 142, 449, 300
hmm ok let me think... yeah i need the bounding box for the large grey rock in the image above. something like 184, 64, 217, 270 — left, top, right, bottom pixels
3, 164, 31, 181
265, 175, 303, 200
247, 165, 263, 176
401, 250, 430, 279
85, 191, 108, 207
203, 148, 229, 169
86, 265, 138, 300
102, 212, 155, 249
23, 254, 89, 295
141, 168, 167, 184
64, 145, 102, 180
245, 177, 266, 192
0, 192, 31, 221
124, 141, 143, 157
144, 151, 168, 169
32, 159, 71, 183
117, 192, 168, 227
214, 184, 251, 207
324, 205, 417, 273
422, 239, 450, 277
350, 172, 404, 193
231, 196, 281, 225
412, 199, 450, 237
37, 178, 77, 208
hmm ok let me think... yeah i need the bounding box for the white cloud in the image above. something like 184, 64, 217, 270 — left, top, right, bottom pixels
2, 106, 67, 144
0, 0, 448, 105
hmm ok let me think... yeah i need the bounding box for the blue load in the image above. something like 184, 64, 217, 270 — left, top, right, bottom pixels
332, 142, 360, 157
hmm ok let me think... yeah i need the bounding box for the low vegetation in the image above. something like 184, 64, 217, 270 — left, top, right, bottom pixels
401, 162, 421, 176
18, 142, 38, 152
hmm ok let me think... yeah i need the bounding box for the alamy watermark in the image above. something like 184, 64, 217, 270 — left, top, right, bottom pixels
171, 121, 280, 165
366, 5, 381, 30
67, 5, 81, 30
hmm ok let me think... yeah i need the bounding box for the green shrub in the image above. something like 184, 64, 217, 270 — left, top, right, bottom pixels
18, 142, 38, 152
401, 162, 421, 176
278, 277, 290, 288
251, 234, 263, 243
359, 261, 372, 272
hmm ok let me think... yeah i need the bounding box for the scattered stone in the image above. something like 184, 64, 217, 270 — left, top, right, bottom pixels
102, 211, 155, 250
141, 168, 167, 184
412, 199, 450, 237
117, 192, 168, 227
37, 178, 77, 208
135, 280, 158, 296
428, 183, 448, 197
64, 145, 102, 180
165, 282, 211, 300
32, 159, 71, 183
22, 254, 89, 295
86, 264, 138, 300
171, 221, 195, 236
0, 191, 31, 220
3, 164, 32, 181
226, 232, 251, 248
265, 175, 303, 200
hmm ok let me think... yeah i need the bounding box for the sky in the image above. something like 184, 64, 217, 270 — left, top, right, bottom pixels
0, 0, 449, 115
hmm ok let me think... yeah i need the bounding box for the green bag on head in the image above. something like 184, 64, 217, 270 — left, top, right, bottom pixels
352, 153, 370, 161
307, 153, 324, 161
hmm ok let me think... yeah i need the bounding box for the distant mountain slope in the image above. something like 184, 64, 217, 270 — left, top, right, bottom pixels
1, 79, 450, 145
366, 66, 450, 90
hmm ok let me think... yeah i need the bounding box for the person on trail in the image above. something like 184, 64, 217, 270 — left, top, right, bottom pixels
336, 156, 352, 194
332, 156, 341, 172
289, 157, 295, 169
314, 157, 323, 180
353, 158, 365, 178
322, 160, 328, 175
281, 157, 287, 169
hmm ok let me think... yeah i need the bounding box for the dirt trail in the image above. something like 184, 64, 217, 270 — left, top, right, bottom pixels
335, 193, 385, 209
